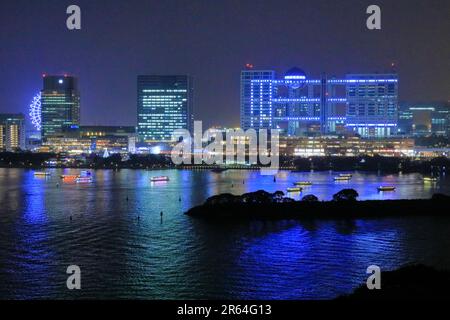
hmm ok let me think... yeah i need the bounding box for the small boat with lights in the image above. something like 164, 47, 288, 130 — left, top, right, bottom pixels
61, 174, 78, 181
377, 186, 396, 192
150, 176, 170, 182
76, 176, 93, 183
294, 181, 312, 186
287, 187, 302, 192
34, 171, 51, 176
334, 176, 351, 181
339, 173, 353, 178
423, 177, 438, 182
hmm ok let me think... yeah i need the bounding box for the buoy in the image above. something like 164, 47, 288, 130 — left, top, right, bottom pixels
179, 197, 181, 202
160, 211, 163, 217
126, 196, 129, 201
70, 216, 72, 221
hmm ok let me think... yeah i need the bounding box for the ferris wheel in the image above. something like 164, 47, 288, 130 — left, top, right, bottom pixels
29, 92, 41, 131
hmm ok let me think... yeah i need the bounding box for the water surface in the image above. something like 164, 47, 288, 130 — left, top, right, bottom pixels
0, 168, 449, 299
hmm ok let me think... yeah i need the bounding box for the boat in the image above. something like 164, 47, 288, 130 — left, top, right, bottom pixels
150, 176, 170, 182
423, 177, 438, 182
377, 186, 396, 191
61, 174, 78, 181
76, 176, 93, 183
294, 181, 312, 186
287, 187, 302, 192
34, 171, 51, 176
334, 176, 351, 181
339, 173, 353, 178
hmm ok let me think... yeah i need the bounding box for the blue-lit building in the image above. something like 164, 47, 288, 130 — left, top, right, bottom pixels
137, 75, 193, 142
41, 75, 80, 141
240, 67, 398, 137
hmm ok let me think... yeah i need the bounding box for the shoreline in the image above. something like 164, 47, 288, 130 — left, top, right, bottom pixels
0, 165, 446, 175
185, 191, 450, 220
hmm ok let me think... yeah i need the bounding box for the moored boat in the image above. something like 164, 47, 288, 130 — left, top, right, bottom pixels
61, 174, 78, 181
287, 187, 302, 192
377, 186, 396, 191
76, 176, 93, 183
34, 171, 51, 176
423, 177, 438, 182
334, 176, 351, 181
151, 176, 170, 182
294, 181, 312, 186
339, 173, 353, 178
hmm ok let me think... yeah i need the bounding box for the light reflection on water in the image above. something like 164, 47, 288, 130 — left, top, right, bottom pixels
0, 168, 449, 299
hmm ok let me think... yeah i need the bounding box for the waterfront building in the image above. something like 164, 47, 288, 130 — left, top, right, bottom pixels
41, 125, 136, 154
79, 126, 137, 154
41, 75, 80, 141
278, 136, 414, 157
398, 103, 450, 137
137, 75, 193, 142
0, 113, 26, 151
240, 66, 398, 138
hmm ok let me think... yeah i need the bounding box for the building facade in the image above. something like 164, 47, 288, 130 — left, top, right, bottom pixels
279, 136, 414, 158
240, 67, 398, 138
137, 75, 193, 142
41, 75, 80, 141
0, 113, 26, 151
398, 103, 450, 137
42, 126, 136, 154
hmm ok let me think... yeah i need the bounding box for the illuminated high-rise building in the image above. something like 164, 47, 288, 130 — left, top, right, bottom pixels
240, 69, 275, 131
0, 113, 25, 151
41, 75, 80, 140
345, 74, 398, 137
137, 75, 193, 142
240, 67, 398, 137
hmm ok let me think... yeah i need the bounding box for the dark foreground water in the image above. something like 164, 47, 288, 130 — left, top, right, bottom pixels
0, 168, 450, 299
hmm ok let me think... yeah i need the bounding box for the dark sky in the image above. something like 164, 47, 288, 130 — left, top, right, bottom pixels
0, 0, 449, 129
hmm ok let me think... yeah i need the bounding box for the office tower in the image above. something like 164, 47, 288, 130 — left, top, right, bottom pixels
240, 69, 275, 131
345, 74, 398, 137
41, 75, 80, 140
0, 113, 26, 151
137, 75, 193, 142
240, 67, 398, 137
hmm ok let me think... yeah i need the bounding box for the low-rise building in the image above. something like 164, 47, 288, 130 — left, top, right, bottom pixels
279, 136, 415, 157
41, 125, 136, 154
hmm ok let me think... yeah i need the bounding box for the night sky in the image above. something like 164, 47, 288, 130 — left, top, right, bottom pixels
0, 0, 449, 129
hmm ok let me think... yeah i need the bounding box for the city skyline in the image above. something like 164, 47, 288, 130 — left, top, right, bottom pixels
0, 0, 449, 129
